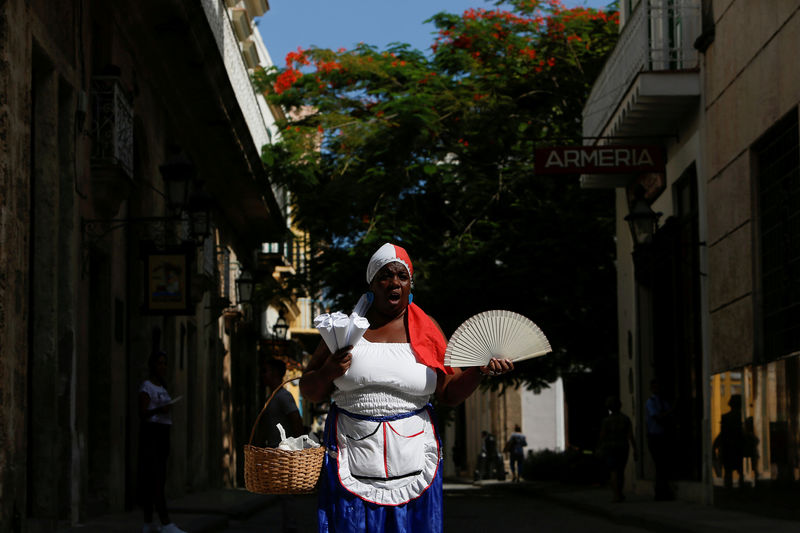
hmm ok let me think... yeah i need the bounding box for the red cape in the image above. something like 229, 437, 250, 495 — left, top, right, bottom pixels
407, 303, 453, 374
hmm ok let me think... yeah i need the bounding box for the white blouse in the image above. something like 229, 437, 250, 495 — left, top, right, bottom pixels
332, 339, 437, 416
139, 379, 172, 425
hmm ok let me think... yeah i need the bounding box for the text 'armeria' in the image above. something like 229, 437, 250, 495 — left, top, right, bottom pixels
534, 145, 665, 175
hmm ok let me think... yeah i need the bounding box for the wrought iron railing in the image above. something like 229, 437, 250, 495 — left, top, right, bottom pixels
261, 233, 310, 272
90, 75, 133, 179
583, 0, 701, 138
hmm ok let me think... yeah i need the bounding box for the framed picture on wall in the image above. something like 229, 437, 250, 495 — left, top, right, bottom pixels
142, 243, 194, 315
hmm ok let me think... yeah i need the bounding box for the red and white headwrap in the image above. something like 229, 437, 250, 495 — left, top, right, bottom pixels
364, 242, 452, 374
366, 243, 414, 284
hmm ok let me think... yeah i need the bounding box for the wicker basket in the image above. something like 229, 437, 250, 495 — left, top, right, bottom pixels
244, 378, 325, 494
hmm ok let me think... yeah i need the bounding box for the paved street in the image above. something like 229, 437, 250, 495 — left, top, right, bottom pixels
221, 482, 655, 533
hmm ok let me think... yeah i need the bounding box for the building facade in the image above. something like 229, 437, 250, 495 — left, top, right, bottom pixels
0, 0, 297, 530
455, 378, 566, 479
583, 0, 800, 506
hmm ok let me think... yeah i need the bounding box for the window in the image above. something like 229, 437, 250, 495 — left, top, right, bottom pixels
756, 110, 800, 360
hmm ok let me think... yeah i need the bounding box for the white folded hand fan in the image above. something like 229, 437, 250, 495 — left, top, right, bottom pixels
444, 310, 552, 367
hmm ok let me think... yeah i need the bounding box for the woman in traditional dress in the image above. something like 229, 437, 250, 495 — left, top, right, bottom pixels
301, 243, 514, 533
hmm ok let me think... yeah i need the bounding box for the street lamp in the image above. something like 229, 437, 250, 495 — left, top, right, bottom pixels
624, 195, 662, 247
272, 313, 289, 340
186, 188, 214, 244
81, 151, 213, 258
236, 270, 254, 304
159, 152, 196, 212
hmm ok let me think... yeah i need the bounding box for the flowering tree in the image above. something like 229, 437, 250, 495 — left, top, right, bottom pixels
253, 0, 620, 389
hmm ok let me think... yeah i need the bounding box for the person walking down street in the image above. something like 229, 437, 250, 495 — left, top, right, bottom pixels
597, 396, 636, 502
255, 357, 305, 533
476, 430, 504, 481
300, 242, 515, 533
505, 425, 527, 482
713, 394, 745, 489
138, 350, 186, 533
646, 379, 674, 501
743, 416, 760, 485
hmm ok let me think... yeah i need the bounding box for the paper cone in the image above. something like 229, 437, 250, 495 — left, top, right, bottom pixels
313, 313, 330, 327
347, 314, 370, 346
314, 314, 338, 353
333, 315, 350, 350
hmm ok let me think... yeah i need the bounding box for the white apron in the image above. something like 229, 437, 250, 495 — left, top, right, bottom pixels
330, 339, 440, 505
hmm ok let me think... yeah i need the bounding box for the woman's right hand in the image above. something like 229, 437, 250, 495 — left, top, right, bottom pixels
321, 345, 353, 380
301, 340, 353, 403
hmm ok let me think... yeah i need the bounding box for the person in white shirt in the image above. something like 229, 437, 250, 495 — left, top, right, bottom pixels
138, 350, 186, 533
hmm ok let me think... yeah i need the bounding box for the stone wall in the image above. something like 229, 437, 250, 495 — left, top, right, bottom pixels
0, 0, 31, 529
705, 2, 800, 372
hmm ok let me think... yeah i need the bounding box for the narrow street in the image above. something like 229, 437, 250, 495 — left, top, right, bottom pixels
221, 482, 655, 533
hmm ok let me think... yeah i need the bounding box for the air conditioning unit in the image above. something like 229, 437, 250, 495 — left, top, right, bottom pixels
230, 8, 251, 41
242, 39, 260, 69
244, 0, 269, 18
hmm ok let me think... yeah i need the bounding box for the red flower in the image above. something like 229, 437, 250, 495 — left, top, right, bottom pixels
316, 60, 342, 74
274, 68, 301, 94
285, 47, 309, 68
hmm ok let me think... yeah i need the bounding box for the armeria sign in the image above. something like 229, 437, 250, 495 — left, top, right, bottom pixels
534, 145, 665, 174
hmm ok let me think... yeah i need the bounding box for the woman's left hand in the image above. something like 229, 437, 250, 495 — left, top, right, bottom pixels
479, 358, 514, 377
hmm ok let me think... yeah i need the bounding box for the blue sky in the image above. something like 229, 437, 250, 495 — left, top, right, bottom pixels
256, 0, 614, 68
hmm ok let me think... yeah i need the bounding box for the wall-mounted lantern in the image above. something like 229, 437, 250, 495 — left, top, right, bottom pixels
624, 196, 662, 247
272, 313, 289, 341
236, 270, 254, 304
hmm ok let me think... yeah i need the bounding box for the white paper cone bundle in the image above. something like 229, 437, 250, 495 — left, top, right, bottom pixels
314, 308, 370, 352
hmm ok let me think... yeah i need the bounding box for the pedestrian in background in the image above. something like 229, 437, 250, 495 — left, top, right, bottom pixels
256, 357, 304, 533
138, 350, 186, 533
646, 379, 675, 501
713, 394, 744, 489
255, 357, 304, 447
743, 416, 760, 485
597, 396, 636, 502
505, 425, 527, 482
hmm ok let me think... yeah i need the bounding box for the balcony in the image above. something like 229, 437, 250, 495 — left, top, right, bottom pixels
90, 73, 134, 217
256, 236, 309, 278
582, 0, 701, 144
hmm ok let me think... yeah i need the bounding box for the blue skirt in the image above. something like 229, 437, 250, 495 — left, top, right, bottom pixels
317, 404, 444, 533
